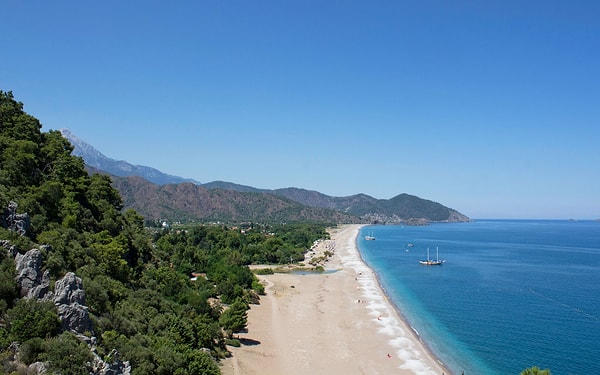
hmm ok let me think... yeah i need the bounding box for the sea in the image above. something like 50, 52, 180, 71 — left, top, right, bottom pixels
357, 220, 600, 375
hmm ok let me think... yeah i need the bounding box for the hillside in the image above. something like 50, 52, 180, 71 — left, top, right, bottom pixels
110, 177, 468, 225
271, 188, 469, 223
63, 129, 470, 224
112, 176, 360, 224
0, 90, 337, 374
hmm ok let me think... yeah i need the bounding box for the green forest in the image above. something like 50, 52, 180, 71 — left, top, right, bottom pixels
0, 91, 330, 374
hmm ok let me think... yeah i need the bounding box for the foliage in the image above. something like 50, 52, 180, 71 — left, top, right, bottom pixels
0, 91, 332, 374
251, 278, 265, 295
219, 299, 248, 339
6, 299, 60, 342
254, 267, 274, 275
0, 251, 17, 314
18, 337, 44, 365
111, 175, 356, 224
40, 332, 93, 375
225, 338, 241, 347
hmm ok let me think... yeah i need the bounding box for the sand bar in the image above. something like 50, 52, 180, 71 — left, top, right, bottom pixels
221, 224, 450, 375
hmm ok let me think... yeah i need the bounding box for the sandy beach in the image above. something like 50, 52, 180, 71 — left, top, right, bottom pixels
220, 224, 450, 375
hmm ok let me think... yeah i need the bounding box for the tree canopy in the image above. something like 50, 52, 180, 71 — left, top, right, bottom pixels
0, 90, 330, 374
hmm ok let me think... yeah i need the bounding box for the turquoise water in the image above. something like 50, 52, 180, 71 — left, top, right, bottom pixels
357, 220, 600, 375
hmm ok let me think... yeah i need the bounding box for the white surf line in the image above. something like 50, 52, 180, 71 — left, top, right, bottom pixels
339, 226, 441, 375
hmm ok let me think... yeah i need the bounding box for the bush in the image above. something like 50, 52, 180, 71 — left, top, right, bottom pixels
19, 337, 44, 365
251, 278, 265, 295
7, 299, 60, 342
225, 338, 241, 347
254, 268, 274, 275
40, 332, 93, 375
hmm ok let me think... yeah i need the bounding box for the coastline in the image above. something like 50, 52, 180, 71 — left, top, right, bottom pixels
221, 224, 450, 375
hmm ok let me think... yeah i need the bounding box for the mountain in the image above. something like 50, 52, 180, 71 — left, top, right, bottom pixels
112, 176, 359, 224
60, 129, 201, 186
62, 130, 470, 224
270, 188, 469, 223
201, 180, 267, 193
112, 176, 468, 224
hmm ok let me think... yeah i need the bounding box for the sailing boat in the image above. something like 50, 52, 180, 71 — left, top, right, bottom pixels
365, 231, 375, 240
419, 247, 445, 265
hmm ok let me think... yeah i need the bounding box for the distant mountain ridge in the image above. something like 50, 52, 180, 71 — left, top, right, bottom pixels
61, 129, 470, 224
271, 188, 468, 223
112, 176, 359, 224
60, 129, 202, 186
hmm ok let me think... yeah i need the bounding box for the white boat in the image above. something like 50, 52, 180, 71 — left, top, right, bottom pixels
419, 247, 445, 265
365, 231, 375, 240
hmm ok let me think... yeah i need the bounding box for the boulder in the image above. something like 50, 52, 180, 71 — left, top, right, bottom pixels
54, 272, 93, 335
29, 270, 51, 300
15, 249, 44, 298
54, 272, 86, 305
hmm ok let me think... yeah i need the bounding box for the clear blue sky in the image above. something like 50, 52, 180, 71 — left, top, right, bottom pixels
2, 1, 599, 219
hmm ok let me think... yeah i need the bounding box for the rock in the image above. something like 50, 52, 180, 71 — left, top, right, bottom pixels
56, 303, 93, 335
15, 249, 44, 298
1, 239, 15, 254
54, 272, 93, 335
3, 201, 30, 235
8, 245, 131, 374
91, 349, 132, 375
29, 270, 51, 300
28, 361, 48, 374
54, 272, 86, 305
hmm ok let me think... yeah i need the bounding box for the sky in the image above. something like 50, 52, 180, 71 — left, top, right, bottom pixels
2, 1, 599, 219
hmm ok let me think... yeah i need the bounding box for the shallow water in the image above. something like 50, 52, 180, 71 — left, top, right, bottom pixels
358, 220, 600, 375
289, 269, 340, 275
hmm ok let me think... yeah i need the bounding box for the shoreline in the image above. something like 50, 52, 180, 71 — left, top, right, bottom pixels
336, 225, 452, 375
357, 244, 452, 374
221, 224, 451, 375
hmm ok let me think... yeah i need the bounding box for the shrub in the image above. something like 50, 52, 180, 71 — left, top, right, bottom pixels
40, 332, 93, 375
225, 338, 241, 347
251, 279, 265, 295
19, 337, 44, 365
7, 299, 60, 342
254, 267, 274, 275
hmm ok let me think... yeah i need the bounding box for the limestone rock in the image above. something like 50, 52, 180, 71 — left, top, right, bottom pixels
29, 270, 51, 300
54, 272, 93, 335
28, 361, 48, 374
92, 349, 132, 375
15, 249, 44, 298
54, 272, 86, 305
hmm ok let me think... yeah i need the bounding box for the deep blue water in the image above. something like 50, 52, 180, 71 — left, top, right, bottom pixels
357, 220, 600, 375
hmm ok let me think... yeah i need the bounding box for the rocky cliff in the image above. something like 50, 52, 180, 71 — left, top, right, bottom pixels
3, 240, 131, 375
